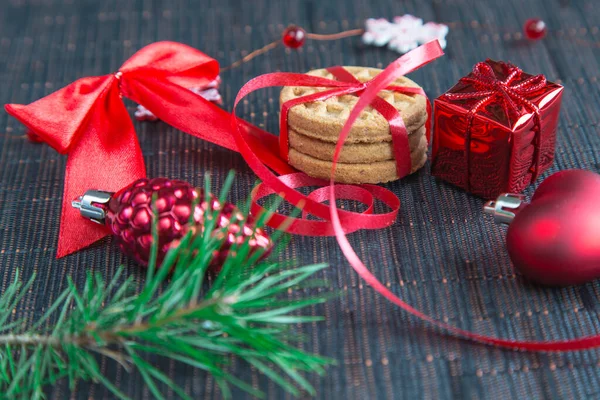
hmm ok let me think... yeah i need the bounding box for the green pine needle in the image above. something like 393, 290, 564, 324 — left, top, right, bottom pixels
0, 171, 334, 399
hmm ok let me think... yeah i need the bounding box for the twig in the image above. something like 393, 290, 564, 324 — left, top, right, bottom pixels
221, 41, 280, 71
221, 28, 365, 71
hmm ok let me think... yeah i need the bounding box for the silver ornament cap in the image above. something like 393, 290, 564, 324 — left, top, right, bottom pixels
483, 193, 527, 224
71, 190, 112, 225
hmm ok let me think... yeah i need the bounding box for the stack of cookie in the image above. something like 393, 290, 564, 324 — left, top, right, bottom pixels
280, 67, 428, 184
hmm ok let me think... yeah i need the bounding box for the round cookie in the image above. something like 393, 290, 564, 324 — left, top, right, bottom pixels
288, 124, 426, 163
288, 135, 428, 184
288, 112, 429, 144
280, 66, 427, 144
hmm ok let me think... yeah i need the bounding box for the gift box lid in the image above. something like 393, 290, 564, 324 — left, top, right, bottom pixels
439, 59, 563, 131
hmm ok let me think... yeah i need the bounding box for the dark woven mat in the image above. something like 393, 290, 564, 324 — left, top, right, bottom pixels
1, 0, 599, 398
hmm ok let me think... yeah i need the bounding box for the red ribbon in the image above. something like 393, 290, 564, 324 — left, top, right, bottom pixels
444, 61, 547, 188
8, 40, 600, 352
5, 41, 289, 257
232, 42, 600, 352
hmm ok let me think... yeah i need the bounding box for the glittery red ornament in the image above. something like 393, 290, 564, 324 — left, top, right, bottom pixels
73, 178, 272, 269
523, 18, 547, 40
485, 170, 600, 286
282, 25, 306, 48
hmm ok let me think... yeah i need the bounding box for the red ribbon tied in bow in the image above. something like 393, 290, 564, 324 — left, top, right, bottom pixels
235, 42, 443, 237
444, 61, 548, 186
4, 41, 287, 257
279, 66, 431, 178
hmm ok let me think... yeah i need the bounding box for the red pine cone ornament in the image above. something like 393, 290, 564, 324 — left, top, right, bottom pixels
72, 178, 272, 269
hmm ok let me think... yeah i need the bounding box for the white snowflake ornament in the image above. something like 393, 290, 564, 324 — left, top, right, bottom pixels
362, 15, 449, 54
362, 18, 396, 47
421, 22, 449, 50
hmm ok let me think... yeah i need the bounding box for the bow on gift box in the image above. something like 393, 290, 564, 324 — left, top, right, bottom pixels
444, 61, 548, 186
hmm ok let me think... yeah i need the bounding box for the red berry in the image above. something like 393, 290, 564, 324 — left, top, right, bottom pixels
282, 25, 306, 49
524, 18, 547, 40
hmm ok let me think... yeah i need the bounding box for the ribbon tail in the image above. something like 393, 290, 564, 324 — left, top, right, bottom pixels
57, 85, 146, 257
122, 75, 294, 175
5, 76, 115, 154
57, 155, 112, 257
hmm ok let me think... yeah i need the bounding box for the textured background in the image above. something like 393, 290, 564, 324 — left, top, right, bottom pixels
1, 0, 600, 398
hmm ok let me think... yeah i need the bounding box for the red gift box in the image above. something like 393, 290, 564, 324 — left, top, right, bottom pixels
430, 59, 564, 199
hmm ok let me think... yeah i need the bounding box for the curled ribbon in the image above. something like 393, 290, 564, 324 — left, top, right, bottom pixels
8, 40, 600, 352
444, 61, 548, 188
232, 43, 600, 352
248, 57, 435, 236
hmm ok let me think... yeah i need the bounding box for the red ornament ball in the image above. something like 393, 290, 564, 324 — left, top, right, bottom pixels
106, 178, 272, 269
282, 25, 306, 49
523, 18, 547, 40
506, 170, 600, 286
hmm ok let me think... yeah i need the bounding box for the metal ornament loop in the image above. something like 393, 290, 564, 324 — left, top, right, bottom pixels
71, 190, 112, 224
483, 193, 527, 224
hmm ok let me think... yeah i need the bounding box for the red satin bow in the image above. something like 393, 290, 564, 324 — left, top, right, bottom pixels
444, 61, 548, 185
5, 41, 287, 257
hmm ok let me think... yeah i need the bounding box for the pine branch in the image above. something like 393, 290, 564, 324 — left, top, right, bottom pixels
0, 172, 334, 400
